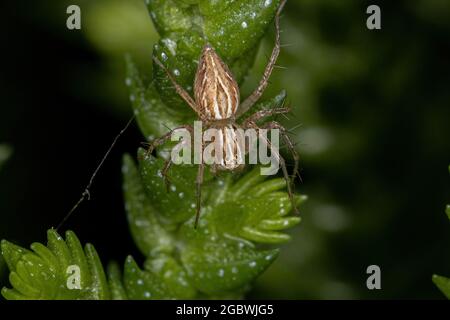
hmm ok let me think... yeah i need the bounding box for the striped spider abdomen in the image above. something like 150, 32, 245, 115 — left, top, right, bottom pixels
212, 124, 245, 171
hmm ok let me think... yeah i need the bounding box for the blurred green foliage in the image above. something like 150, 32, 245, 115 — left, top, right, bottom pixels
0, 145, 12, 172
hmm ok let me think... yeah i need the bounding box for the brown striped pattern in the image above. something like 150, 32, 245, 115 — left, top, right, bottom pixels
215, 125, 244, 170
194, 45, 240, 120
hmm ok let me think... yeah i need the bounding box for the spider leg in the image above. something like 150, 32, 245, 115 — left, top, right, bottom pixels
194, 162, 205, 229
161, 159, 173, 191
251, 122, 299, 214
144, 125, 193, 159
263, 121, 301, 184
242, 107, 290, 126
153, 56, 204, 119
237, 0, 286, 117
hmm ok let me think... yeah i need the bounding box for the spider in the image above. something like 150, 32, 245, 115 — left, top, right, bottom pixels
147, 0, 299, 228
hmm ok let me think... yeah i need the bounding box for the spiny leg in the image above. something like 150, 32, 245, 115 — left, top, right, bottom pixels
161, 135, 193, 190
161, 159, 173, 191
153, 56, 204, 119
263, 121, 301, 184
237, 0, 286, 117
242, 107, 290, 126
194, 162, 205, 229
144, 125, 193, 158
278, 150, 299, 214
254, 124, 299, 214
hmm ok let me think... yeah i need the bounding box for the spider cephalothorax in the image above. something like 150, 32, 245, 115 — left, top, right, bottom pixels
148, 0, 299, 227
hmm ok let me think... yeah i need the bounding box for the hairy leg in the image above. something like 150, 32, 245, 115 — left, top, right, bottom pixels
248, 122, 299, 214
144, 125, 193, 158
263, 121, 301, 184
153, 57, 204, 119
195, 162, 205, 229
161, 159, 173, 191
237, 0, 286, 116
241, 107, 290, 126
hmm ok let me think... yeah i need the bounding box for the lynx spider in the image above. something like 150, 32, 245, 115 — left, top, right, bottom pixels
147, 0, 299, 228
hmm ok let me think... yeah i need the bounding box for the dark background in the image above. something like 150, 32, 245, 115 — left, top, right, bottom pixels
1, 0, 449, 299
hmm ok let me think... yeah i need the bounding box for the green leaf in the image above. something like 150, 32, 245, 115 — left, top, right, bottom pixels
432, 275, 450, 299
181, 235, 279, 294
122, 153, 175, 256
125, 55, 186, 139
1, 230, 110, 300
123, 255, 196, 299
146, 0, 280, 59
137, 148, 214, 224
107, 262, 128, 300
143, 255, 197, 299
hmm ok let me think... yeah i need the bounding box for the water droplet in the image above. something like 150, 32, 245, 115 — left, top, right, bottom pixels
144, 291, 151, 298
161, 52, 168, 61
170, 185, 177, 192
241, 21, 248, 29
125, 78, 131, 86
130, 94, 136, 102
264, 0, 272, 7
173, 69, 180, 76
250, 12, 256, 19
178, 192, 184, 198
137, 279, 144, 285
162, 38, 177, 56
249, 261, 257, 268
218, 269, 225, 277
231, 267, 238, 274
